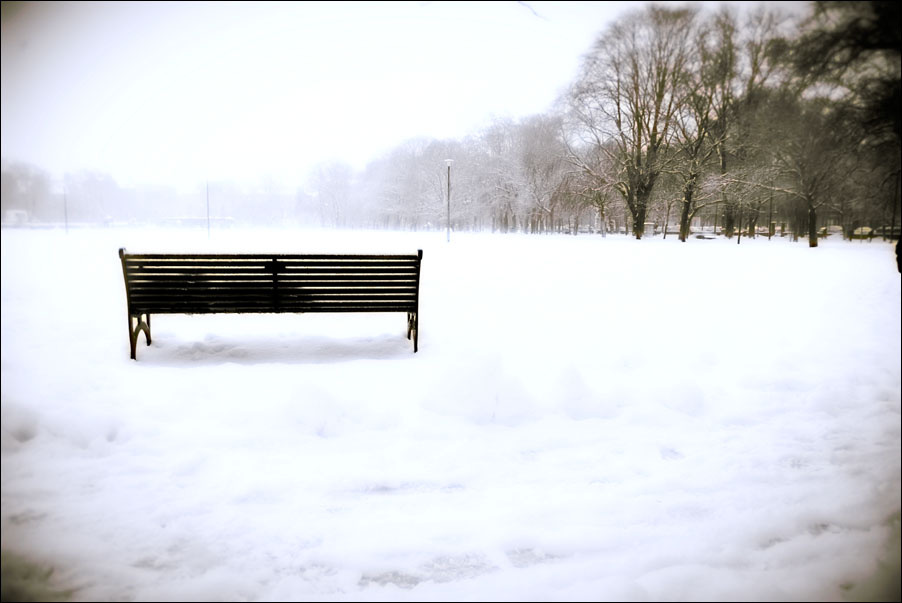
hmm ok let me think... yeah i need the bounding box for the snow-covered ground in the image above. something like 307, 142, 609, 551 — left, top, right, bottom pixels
2, 227, 900, 601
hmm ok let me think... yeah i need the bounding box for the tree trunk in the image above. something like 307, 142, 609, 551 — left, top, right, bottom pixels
678, 175, 697, 242
747, 207, 758, 238
663, 201, 672, 240
633, 204, 648, 239
679, 201, 692, 242
808, 201, 818, 248
718, 147, 734, 238
791, 199, 805, 242
631, 185, 652, 239
723, 202, 735, 238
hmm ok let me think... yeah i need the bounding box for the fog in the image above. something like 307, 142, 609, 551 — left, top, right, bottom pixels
1, 1, 639, 191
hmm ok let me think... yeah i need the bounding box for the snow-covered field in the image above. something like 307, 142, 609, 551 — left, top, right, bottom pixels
2, 227, 900, 601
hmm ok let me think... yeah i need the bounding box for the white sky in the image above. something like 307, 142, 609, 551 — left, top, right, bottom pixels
1, 1, 804, 190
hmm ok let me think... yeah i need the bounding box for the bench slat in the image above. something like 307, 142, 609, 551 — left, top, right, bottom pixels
128, 275, 418, 285
124, 257, 420, 263
129, 291, 417, 301
136, 304, 416, 313
270, 304, 416, 312
125, 265, 417, 274
123, 253, 418, 261
128, 281, 418, 289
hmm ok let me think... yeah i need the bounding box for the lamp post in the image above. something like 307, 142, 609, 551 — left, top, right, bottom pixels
445, 159, 453, 242
63, 185, 69, 235
206, 180, 210, 239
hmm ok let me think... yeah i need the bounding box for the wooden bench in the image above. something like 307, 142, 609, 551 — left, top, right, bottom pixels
119, 248, 423, 359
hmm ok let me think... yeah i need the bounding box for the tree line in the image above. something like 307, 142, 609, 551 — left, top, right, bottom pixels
3, 2, 899, 246
344, 1, 899, 247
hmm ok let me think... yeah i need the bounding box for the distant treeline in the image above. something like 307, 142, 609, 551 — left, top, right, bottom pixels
3, 2, 899, 246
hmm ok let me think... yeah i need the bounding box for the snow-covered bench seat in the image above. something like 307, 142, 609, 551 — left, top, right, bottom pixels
118, 248, 423, 359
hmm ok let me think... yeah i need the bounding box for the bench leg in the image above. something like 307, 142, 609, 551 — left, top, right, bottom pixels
128, 313, 152, 360
411, 312, 418, 353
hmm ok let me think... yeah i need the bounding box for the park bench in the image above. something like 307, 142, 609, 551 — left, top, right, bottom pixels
119, 248, 422, 359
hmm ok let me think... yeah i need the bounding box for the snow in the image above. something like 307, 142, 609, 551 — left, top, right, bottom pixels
2, 227, 900, 601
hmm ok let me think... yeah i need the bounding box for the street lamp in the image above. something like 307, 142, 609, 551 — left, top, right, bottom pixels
63, 183, 69, 235
206, 180, 210, 239
445, 159, 453, 242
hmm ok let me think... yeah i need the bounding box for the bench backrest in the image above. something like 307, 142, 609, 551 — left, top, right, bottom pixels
120, 249, 422, 315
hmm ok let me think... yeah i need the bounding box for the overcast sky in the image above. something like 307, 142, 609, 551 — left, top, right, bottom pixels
1, 1, 805, 190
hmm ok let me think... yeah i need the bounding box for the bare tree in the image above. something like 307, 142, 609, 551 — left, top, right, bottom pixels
793, 1, 900, 150
703, 6, 792, 239
791, 1, 901, 237
516, 115, 568, 233
1, 160, 52, 222
478, 119, 519, 232
561, 136, 622, 236
309, 161, 353, 228
732, 91, 863, 247
671, 13, 727, 242
568, 5, 696, 239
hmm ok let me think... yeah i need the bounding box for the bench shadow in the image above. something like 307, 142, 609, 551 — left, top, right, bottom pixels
136, 333, 414, 366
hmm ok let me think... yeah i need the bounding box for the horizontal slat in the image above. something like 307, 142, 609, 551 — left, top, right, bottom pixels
135, 307, 272, 314
273, 274, 417, 282
132, 303, 272, 312
280, 268, 417, 275
132, 299, 276, 311
127, 267, 271, 275
128, 282, 417, 289
128, 277, 271, 283
126, 262, 416, 272
279, 295, 416, 302
133, 304, 416, 314
277, 288, 416, 295
130, 294, 274, 302
131, 292, 416, 301
129, 281, 416, 288
275, 304, 416, 312
278, 261, 418, 268
131, 299, 273, 307
129, 275, 418, 285
130, 281, 273, 289
129, 281, 416, 290
127, 268, 417, 277
124, 254, 419, 261
125, 261, 417, 272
